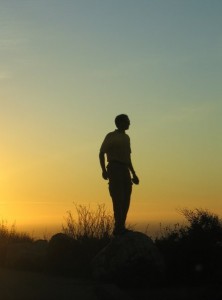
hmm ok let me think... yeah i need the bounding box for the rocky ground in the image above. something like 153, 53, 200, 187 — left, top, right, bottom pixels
0, 267, 222, 300
0, 268, 96, 300
1, 231, 222, 299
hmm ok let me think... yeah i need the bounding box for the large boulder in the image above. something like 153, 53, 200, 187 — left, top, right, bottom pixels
91, 231, 165, 286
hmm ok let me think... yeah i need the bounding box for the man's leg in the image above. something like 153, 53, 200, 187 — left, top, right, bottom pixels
121, 169, 132, 228
107, 163, 126, 234
110, 186, 125, 233
122, 181, 132, 228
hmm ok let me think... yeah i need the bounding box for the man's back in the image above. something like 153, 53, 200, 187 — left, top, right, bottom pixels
100, 130, 131, 165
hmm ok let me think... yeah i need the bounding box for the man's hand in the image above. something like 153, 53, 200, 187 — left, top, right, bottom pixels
102, 170, 109, 180
132, 174, 139, 185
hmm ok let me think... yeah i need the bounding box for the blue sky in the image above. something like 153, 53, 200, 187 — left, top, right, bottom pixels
0, 0, 221, 235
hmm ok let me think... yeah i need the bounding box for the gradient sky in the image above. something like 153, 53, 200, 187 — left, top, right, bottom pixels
0, 0, 221, 236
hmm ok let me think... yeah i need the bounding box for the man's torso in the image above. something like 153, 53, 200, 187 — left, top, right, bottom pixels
100, 130, 131, 164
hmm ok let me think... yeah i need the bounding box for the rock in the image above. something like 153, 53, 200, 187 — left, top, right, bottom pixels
47, 233, 76, 272
48, 233, 73, 255
34, 239, 48, 249
32, 239, 48, 268
91, 231, 165, 286
5, 240, 48, 270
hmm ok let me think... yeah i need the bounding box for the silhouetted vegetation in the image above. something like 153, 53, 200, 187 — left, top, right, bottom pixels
0, 221, 33, 244
1, 205, 222, 287
49, 203, 114, 276
62, 203, 114, 240
0, 221, 34, 266
155, 208, 222, 284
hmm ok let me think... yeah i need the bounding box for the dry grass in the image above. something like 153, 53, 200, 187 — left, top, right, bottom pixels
0, 220, 33, 244
62, 203, 114, 240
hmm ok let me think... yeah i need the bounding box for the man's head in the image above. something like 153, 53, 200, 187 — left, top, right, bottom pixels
115, 114, 130, 130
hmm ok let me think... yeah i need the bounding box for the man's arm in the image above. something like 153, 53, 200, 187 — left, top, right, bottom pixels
99, 151, 108, 180
128, 156, 139, 185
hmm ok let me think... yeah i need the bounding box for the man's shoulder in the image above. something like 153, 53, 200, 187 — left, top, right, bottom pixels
105, 131, 117, 138
104, 130, 130, 140
101, 131, 115, 144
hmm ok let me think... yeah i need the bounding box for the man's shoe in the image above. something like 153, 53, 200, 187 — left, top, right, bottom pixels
112, 228, 132, 236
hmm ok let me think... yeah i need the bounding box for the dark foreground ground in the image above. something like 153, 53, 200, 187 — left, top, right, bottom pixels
0, 268, 222, 300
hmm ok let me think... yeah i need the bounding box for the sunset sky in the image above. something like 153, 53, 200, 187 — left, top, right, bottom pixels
1, 0, 221, 237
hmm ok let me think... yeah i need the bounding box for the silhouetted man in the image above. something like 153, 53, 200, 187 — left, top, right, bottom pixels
99, 114, 139, 235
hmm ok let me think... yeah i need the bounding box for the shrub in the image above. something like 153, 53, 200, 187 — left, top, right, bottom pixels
59, 204, 115, 276
0, 221, 33, 266
181, 208, 222, 240
155, 208, 222, 283
62, 203, 114, 240
0, 221, 33, 244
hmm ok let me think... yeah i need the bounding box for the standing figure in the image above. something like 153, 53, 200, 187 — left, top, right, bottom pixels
99, 114, 139, 235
